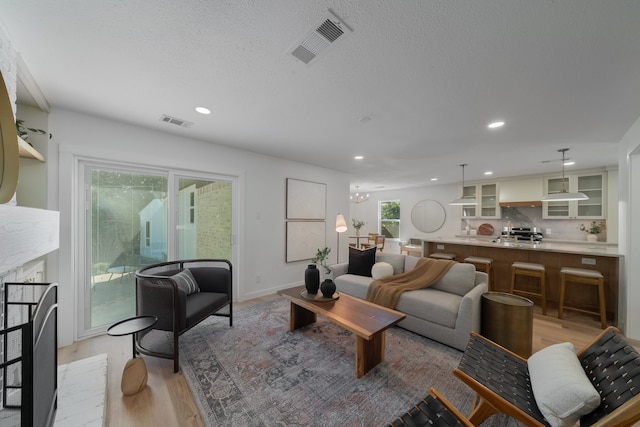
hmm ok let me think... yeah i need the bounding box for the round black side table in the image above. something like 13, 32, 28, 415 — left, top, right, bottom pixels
481, 292, 533, 358
107, 315, 158, 395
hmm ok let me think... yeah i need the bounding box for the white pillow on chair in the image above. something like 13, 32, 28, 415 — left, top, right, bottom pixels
528, 342, 600, 427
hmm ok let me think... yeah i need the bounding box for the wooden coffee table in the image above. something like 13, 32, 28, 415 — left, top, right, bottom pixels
277, 285, 406, 378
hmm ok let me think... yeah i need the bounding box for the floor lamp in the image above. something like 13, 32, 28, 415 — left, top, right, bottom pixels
336, 214, 348, 263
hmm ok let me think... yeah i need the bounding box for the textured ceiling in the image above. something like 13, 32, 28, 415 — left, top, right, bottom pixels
2, 0, 640, 192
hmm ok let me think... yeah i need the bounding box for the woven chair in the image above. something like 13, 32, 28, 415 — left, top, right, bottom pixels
387, 388, 473, 427
453, 327, 640, 427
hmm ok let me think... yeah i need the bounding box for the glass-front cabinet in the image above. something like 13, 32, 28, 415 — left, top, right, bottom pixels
543, 173, 605, 219
480, 183, 499, 218
576, 175, 604, 217
461, 183, 500, 219
544, 177, 570, 218
461, 185, 477, 217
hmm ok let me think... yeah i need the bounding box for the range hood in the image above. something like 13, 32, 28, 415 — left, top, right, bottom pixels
499, 201, 543, 207
498, 179, 543, 207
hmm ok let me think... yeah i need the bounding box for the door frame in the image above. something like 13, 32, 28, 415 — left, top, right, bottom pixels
76, 159, 240, 339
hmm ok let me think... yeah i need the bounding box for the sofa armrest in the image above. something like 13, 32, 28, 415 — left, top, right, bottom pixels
453, 281, 488, 349
329, 262, 349, 279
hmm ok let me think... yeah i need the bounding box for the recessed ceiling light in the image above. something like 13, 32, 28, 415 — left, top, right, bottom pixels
487, 121, 505, 129
195, 107, 211, 115
359, 116, 371, 124
354, 155, 364, 160
484, 171, 493, 175
430, 178, 438, 181
564, 161, 575, 166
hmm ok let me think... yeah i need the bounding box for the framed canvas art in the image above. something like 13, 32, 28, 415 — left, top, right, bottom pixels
286, 221, 326, 262
286, 178, 326, 220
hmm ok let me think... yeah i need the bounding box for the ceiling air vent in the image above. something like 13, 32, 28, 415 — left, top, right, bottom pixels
160, 114, 193, 128
288, 10, 352, 65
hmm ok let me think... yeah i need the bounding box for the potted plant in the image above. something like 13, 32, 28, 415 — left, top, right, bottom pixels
352, 219, 365, 236
16, 119, 49, 145
579, 220, 606, 242
311, 247, 332, 275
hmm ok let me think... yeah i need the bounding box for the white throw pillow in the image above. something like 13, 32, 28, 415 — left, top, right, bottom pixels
528, 342, 600, 427
371, 262, 394, 280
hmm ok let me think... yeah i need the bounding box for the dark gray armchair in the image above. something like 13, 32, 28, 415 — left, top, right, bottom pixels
135, 259, 232, 372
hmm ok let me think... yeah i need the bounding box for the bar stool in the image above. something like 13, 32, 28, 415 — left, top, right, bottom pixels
510, 262, 546, 315
464, 256, 493, 291
429, 253, 456, 260
558, 267, 606, 329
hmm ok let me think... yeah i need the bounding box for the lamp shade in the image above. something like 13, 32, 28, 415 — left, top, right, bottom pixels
449, 197, 478, 206
335, 214, 348, 233
541, 192, 589, 202
449, 163, 478, 205
540, 148, 589, 202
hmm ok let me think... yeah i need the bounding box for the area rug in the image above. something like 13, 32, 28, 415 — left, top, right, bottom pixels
179, 296, 518, 426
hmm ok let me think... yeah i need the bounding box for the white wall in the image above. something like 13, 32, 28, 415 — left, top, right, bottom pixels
49, 108, 350, 346
349, 183, 461, 254
618, 114, 640, 338
16, 103, 48, 209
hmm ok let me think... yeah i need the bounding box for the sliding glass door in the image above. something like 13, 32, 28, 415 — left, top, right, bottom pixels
84, 166, 168, 330
80, 163, 235, 337
176, 176, 233, 260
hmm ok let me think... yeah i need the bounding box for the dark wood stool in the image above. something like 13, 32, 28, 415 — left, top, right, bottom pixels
464, 256, 493, 290
559, 267, 606, 329
510, 261, 546, 315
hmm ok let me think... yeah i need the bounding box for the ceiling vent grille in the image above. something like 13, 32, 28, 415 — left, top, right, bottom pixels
288, 10, 351, 65
160, 114, 193, 128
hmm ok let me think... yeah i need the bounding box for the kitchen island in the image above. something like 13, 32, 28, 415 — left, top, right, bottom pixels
424, 237, 622, 325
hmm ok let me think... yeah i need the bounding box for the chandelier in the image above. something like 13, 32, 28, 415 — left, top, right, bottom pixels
350, 186, 369, 204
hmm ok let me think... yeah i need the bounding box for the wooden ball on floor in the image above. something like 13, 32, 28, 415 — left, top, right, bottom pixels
121, 357, 148, 395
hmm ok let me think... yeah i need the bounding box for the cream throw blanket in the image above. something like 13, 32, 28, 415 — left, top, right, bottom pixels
366, 258, 456, 309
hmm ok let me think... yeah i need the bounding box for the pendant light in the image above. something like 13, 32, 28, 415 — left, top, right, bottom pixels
449, 164, 478, 205
541, 149, 589, 202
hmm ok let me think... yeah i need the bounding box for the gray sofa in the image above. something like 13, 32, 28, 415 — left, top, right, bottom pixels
331, 252, 487, 351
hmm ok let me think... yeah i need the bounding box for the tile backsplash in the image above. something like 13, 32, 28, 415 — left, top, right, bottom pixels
460, 206, 607, 242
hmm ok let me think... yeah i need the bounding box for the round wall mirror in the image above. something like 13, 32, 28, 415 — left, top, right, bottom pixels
0, 72, 20, 204
411, 199, 446, 233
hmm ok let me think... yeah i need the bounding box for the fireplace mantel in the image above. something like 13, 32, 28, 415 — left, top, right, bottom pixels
0, 204, 59, 273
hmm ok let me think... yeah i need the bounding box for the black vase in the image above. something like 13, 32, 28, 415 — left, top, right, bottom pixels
320, 278, 336, 298
305, 264, 320, 294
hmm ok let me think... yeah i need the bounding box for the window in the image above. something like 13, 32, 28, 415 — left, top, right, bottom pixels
380, 200, 400, 239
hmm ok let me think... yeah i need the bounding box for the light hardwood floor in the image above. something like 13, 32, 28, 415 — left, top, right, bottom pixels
57, 295, 638, 427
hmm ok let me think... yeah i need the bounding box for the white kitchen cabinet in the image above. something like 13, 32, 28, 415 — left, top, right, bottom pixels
542, 173, 606, 219
461, 183, 500, 219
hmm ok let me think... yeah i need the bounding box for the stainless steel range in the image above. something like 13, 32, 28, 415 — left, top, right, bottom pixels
501, 227, 543, 242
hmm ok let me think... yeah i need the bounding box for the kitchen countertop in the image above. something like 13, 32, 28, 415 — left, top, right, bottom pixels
425, 236, 622, 257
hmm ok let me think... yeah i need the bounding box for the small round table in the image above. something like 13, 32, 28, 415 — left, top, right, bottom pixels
107, 315, 158, 395
481, 292, 533, 358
